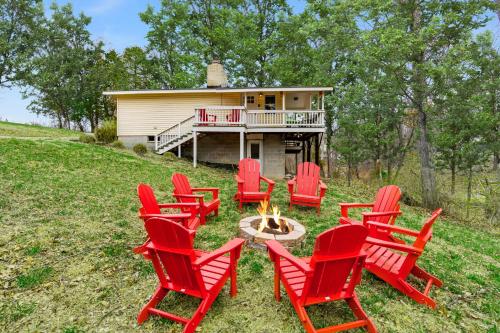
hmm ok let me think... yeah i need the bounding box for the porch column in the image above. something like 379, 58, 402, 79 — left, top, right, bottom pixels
315, 134, 320, 165
321, 92, 325, 110
244, 92, 247, 108
193, 130, 197, 168
282, 92, 285, 111
239, 131, 244, 161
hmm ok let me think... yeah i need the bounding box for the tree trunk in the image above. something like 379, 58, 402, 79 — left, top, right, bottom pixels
411, 2, 439, 209
347, 160, 352, 187
466, 166, 473, 219
451, 160, 456, 195
326, 145, 331, 178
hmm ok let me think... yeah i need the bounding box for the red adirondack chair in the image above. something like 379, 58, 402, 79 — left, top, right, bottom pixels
136, 217, 245, 333
288, 162, 327, 215
226, 109, 241, 123
134, 183, 200, 257
172, 173, 220, 224
363, 209, 443, 308
198, 108, 217, 124
339, 185, 402, 242
234, 158, 275, 209
266, 224, 377, 333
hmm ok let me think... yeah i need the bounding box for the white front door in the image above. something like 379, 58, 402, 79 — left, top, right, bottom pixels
247, 139, 263, 172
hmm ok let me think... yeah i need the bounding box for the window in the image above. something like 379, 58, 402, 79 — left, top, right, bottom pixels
147, 136, 155, 142
265, 95, 276, 110
246, 95, 255, 104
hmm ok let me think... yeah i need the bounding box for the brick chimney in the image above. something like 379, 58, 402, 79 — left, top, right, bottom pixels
207, 59, 228, 88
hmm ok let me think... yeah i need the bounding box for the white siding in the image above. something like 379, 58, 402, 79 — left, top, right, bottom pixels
117, 93, 240, 136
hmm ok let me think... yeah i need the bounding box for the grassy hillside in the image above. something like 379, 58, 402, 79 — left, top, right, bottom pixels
0, 121, 80, 138
0, 127, 498, 332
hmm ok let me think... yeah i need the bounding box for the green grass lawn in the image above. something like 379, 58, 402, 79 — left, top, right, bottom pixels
0, 126, 498, 332
0, 121, 80, 138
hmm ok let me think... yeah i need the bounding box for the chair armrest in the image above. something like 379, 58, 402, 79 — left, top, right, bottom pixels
287, 178, 296, 194
138, 213, 193, 221
192, 187, 219, 200
319, 180, 327, 198
266, 240, 312, 274
365, 237, 423, 255
235, 175, 244, 184
366, 221, 420, 237
194, 238, 245, 267
158, 203, 200, 209
361, 211, 401, 224
172, 193, 205, 205
260, 176, 275, 194
339, 202, 374, 218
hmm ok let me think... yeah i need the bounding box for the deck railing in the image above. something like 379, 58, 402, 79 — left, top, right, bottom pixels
193, 106, 324, 128
246, 110, 324, 127
194, 106, 246, 126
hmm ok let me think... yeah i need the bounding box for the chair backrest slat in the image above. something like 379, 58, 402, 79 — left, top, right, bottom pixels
306, 225, 368, 299
238, 158, 261, 192
296, 162, 320, 196
172, 173, 196, 204
144, 217, 203, 293
371, 185, 401, 224
137, 183, 161, 214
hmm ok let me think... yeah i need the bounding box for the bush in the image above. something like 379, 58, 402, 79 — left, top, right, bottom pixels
162, 152, 177, 162
111, 140, 125, 149
79, 133, 95, 144
133, 143, 147, 156
94, 119, 117, 144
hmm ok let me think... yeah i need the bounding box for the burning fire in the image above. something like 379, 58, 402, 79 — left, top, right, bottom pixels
257, 200, 290, 233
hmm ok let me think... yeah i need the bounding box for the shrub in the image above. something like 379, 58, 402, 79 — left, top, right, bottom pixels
111, 140, 125, 149
79, 133, 95, 144
133, 143, 147, 156
162, 152, 177, 162
94, 119, 117, 144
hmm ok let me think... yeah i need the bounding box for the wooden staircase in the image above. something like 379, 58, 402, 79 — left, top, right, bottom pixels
155, 116, 195, 154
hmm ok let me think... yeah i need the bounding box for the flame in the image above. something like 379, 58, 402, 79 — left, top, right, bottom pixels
256, 200, 289, 233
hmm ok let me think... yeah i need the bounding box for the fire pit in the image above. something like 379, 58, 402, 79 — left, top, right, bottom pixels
239, 200, 306, 250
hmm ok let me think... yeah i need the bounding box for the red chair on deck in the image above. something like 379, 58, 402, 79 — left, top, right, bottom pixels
226, 109, 241, 123
339, 185, 402, 242
266, 224, 377, 333
134, 183, 200, 257
136, 217, 244, 333
234, 158, 275, 210
172, 173, 220, 224
198, 108, 217, 125
364, 209, 443, 308
288, 162, 327, 215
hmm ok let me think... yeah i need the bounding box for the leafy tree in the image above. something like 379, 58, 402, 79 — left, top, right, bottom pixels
0, 0, 44, 87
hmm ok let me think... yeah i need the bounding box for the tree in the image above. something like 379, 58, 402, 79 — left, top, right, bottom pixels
354, 0, 494, 208
0, 0, 44, 87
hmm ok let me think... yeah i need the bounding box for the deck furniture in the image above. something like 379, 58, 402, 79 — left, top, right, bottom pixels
266, 224, 377, 333
287, 162, 327, 215
364, 209, 443, 308
234, 158, 275, 210
134, 183, 200, 257
172, 173, 220, 224
136, 217, 244, 333
339, 185, 402, 242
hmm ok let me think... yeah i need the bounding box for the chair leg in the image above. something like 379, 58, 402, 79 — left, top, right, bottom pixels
411, 265, 443, 288
183, 295, 216, 333
274, 269, 281, 302
346, 293, 377, 333
137, 285, 168, 324
396, 278, 437, 309
316, 205, 320, 216
214, 208, 219, 217
289, 201, 293, 211
230, 263, 238, 297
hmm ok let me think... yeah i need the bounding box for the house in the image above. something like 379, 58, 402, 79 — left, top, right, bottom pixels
104, 60, 332, 178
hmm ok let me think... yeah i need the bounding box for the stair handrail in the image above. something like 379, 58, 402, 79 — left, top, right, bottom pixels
155, 115, 195, 151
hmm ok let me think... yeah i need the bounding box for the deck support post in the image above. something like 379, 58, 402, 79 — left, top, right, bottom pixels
315, 134, 320, 165
178, 144, 181, 158
307, 139, 311, 162
193, 130, 197, 168
240, 131, 244, 161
